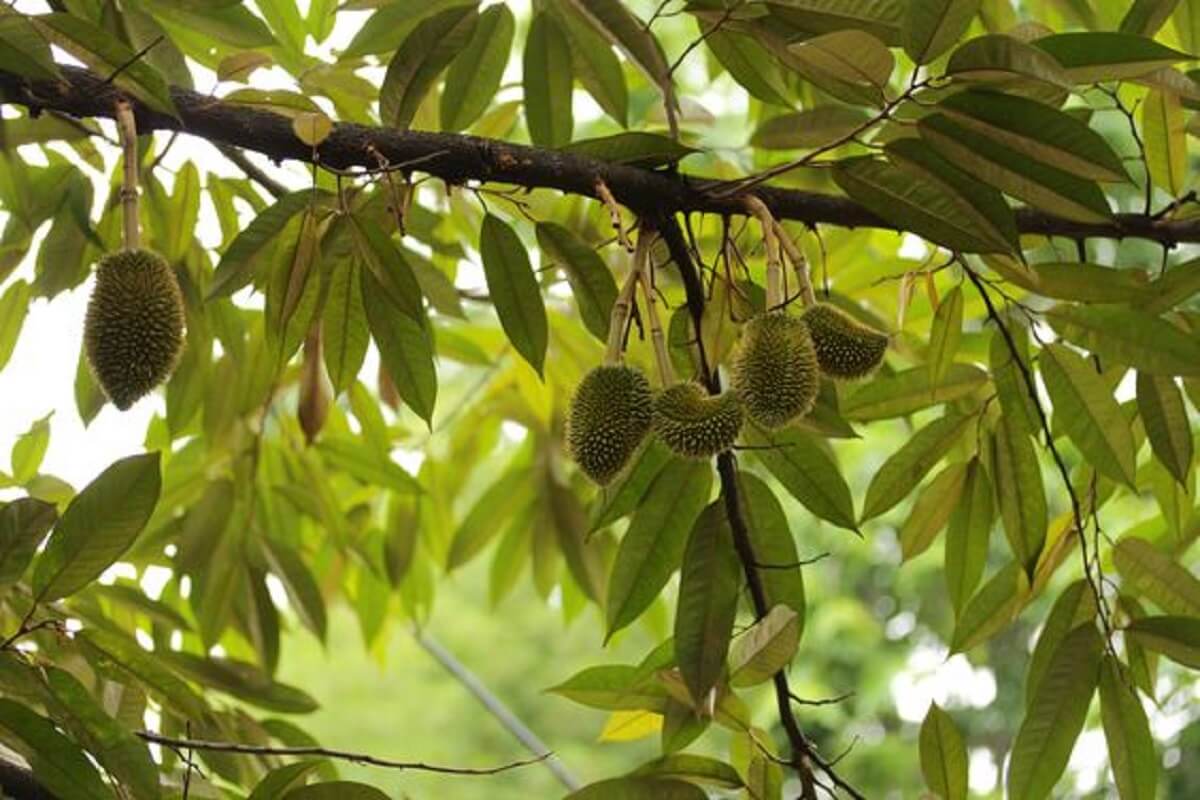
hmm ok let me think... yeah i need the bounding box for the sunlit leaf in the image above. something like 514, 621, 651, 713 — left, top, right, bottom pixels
1099, 657, 1159, 800
479, 214, 548, 376
524, 12, 574, 147
862, 413, 973, 521
441, 4, 514, 132
379, 6, 478, 129
675, 502, 740, 705
919, 702, 968, 800
1113, 537, 1200, 616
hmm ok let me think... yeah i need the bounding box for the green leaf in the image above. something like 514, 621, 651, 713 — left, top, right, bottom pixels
928, 286, 963, 388
728, 605, 800, 688
743, 424, 857, 531
919, 703, 968, 800
708, 28, 792, 106
43, 667, 160, 800
1122, 0, 1181, 35
341, 0, 476, 58
606, 459, 712, 639
0, 498, 55, 596
1099, 657, 1159, 800
32, 14, 177, 117
862, 414, 972, 521
833, 156, 1013, 253
901, 462, 968, 562
223, 88, 320, 118
249, 761, 323, 800
1026, 581, 1096, 709
283, 782, 391, 800
750, 107, 871, 150
675, 502, 740, 704
628, 754, 742, 789
32, 453, 160, 601
447, 463, 534, 570
162, 652, 318, 713
571, 0, 671, 103
10, 413, 49, 485
1142, 88, 1188, 197
524, 12, 574, 147
1040, 343, 1137, 487
563, 132, 699, 167
944, 459, 993, 615
919, 113, 1112, 223
362, 268, 437, 425
905, 0, 982, 64
589, 439, 673, 531
1035, 32, 1189, 83
0, 12, 61, 81
1139, 255, 1200, 313
557, 6, 628, 126
1113, 536, 1200, 616
1045, 304, 1200, 376
1008, 625, 1102, 800
566, 777, 707, 800
989, 322, 1039, 437
216, 50, 272, 83
321, 260, 369, 395
0, 278, 30, 371
991, 416, 1046, 575
790, 29, 893, 89
0, 699, 112, 800
317, 436, 421, 494
937, 89, 1128, 182
1136, 372, 1192, 485
842, 364, 987, 421
1125, 615, 1200, 668
209, 191, 311, 300
548, 665, 668, 712
946, 34, 1071, 87
261, 538, 327, 642
379, 6, 478, 129
951, 561, 1029, 652
479, 214, 548, 376
987, 260, 1152, 304
440, 4, 513, 132
536, 221, 617, 342
737, 473, 806, 622
883, 137, 1020, 254
76, 629, 206, 718
348, 215, 426, 326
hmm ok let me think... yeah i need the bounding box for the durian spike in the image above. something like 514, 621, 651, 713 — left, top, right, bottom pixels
115, 100, 140, 250
605, 265, 640, 365
744, 195, 783, 309
633, 227, 675, 386
773, 219, 816, 308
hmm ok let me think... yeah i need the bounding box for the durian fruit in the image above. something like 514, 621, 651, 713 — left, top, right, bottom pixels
802, 302, 888, 380
652, 382, 743, 459
731, 311, 819, 429
84, 248, 185, 410
567, 364, 654, 485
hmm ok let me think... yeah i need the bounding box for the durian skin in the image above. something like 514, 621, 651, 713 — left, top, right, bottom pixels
652, 382, 743, 459
567, 365, 654, 485
731, 311, 819, 429
802, 302, 888, 380
84, 248, 185, 411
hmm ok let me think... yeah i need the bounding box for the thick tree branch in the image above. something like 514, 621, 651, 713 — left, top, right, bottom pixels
3, 66, 1200, 245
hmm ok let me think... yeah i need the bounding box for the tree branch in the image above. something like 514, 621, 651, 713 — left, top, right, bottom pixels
134, 731, 552, 776
2, 66, 1199, 245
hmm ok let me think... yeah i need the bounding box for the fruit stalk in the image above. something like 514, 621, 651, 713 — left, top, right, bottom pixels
773, 219, 816, 308
115, 100, 140, 250
604, 265, 640, 365
634, 227, 675, 385
744, 195, 782, 309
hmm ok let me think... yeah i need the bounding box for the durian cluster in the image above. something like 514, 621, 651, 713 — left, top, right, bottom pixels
84, 248, 185, 410
567, 300, 888, 485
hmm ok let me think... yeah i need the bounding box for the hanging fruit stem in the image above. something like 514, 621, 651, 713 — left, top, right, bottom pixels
604, 265, 640, 365
635, 226, 675, 386
744, 195, 782, 309
115, 100, 140, 250
773, 219, 816, 308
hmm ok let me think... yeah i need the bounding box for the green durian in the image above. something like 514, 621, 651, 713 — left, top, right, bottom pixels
567, 365, 654, 485
802, 302, 888, 380
652, 382, 743, 459
731, 311, 819, 429
84, 248, 185, 410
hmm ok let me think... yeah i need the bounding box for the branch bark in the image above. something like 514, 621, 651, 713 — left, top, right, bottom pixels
2, 66, 1199, 245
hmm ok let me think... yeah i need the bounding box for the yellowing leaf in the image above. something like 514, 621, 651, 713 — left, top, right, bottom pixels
291, 111, 333, 147
599, 710, 662, 742
1142, 88, 1188, 197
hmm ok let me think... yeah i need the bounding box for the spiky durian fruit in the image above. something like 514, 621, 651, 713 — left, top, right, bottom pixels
802, 303, 888, 380
731, 311, 819, 429
652, 382, 743, 459
567, 365, 654, 485
84, 248, 185, 410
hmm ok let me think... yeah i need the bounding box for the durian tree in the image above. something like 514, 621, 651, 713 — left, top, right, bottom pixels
0, 0, 1199, 797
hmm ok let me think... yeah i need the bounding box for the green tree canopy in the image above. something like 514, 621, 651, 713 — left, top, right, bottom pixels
0, 0, 1197, 798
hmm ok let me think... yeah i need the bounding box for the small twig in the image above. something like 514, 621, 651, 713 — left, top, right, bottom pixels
754, 553, 829, 570
134, 732, 552, 776
216, 144, 287, 198
105, 35, 164, 84
789, 691, 854, 707
115, 100, 139, 249
595, 179, 632, 251
666, 1, 743, 79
